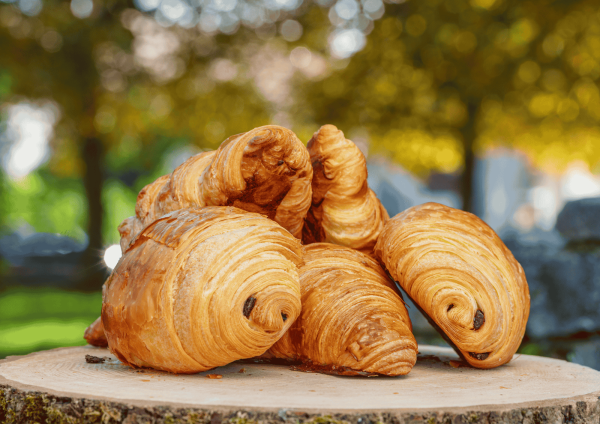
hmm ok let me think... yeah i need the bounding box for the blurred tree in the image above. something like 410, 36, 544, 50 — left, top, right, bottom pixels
290, 0, 600, 212
0, 0, 272, 289
2, 0, 600, 291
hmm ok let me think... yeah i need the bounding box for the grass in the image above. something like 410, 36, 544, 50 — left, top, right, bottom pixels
0, 287, 102, 358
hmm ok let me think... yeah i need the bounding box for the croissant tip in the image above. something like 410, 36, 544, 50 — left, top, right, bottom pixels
313, 124, 343, 142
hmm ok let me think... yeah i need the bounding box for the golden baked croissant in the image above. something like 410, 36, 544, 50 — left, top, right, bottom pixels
83, 316, 107, 347
118, 125, 312, 250
103, 207, 302, 373
374, 202, 530, 369
302, 125, 388, 253
268, 243, 417, 376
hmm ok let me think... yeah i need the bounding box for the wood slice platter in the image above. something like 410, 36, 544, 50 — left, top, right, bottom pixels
1, 345, 599, 423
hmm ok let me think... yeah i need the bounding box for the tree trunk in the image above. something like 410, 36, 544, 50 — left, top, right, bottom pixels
80, 136, 108, 291
461, 140, 475, 213
460, 101, 479, 214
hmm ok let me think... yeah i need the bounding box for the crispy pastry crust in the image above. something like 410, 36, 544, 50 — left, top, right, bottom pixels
119, 126, 312, 250
83, 316, 108, 347
269, 243, 417, 376
103, 207, 302, 373
374, 202, 530, 369
302, 125, 388, 253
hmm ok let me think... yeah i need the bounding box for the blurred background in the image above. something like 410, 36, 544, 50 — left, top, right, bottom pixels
1, 0, 600, 369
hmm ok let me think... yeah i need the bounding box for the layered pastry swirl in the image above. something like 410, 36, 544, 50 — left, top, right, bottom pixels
269, 243, 417, 376
375, 203, 530, 369
103, 207, 302, 373
85, 124, 531, 375
119, 125, 312, 250
302, 125, 388, 253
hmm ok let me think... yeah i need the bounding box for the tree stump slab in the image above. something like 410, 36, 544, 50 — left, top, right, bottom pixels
1, 345, 599, 423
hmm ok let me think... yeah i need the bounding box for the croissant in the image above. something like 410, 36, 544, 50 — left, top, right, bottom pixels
102, 207, 302, 373
119, 125, 312, 249
374, 203, 530, 369
302, 125, 388, 253
83, 316, 107, 347
268, 243, 417, 376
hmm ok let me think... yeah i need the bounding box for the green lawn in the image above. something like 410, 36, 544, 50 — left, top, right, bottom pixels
0, 288, 102, 358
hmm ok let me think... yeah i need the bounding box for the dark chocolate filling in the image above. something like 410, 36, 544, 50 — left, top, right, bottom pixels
468, 352, 490, 360
473, 309, 485, 330
243, 297, 256, 318
387, 276, 492, 365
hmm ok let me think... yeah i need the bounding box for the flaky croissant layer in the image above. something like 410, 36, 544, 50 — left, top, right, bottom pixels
375, 202, 530, 369
119, 125, 312, 251
269, 243, 417, 376
302, 125, 388, 253
103, 207, 302, 373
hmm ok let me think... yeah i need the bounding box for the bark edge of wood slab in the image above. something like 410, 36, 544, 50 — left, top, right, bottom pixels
1, 346, 599, 424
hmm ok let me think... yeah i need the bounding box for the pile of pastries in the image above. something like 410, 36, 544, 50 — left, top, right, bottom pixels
84, 124, 530, 376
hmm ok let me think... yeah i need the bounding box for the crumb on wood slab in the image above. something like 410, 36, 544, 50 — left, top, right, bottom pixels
85, 355, 111, 364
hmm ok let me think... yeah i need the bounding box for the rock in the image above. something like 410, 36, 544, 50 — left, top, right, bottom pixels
472, 151, 530, 233
502, 228, 600, 339
555, 197, 600, 242
367, 158, 461, 218
0, 232, 86, 266
0, 231, 92, 288
569, 337, 600, 371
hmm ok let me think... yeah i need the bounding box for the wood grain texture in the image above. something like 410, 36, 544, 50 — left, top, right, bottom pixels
1, 345, 599, 424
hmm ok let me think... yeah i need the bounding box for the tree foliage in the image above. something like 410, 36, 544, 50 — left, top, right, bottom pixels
290, 0, 600, 179
1, 0, 600, 254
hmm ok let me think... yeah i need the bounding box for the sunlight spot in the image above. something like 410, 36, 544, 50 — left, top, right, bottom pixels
18, 0, 42, 16
71, 0, 94, 18
1, 102, 59, 180
280, 19, 303, 42
334, 0, 359, 21
290, 46, 312, 68
561, 162, 600, 201
329, 28, 365, 59
134, 0, 161, 12
103, 245, 122, 269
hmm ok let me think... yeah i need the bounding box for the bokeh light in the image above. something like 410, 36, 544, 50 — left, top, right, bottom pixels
103, 245, 123, 269
0, 102, 58, 180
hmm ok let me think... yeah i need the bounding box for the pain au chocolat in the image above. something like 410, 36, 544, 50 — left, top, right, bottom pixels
118, 125, 312, 251
268, 243, 417, 376
302, 125, 388, 253
375, 203, 530, 369
102, 207, 302, 373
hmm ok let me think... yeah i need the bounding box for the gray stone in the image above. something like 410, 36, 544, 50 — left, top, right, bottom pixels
501, 228, 600, 339
0, 231, 86, 265
555, 197, 600, 242
569, 337, 600, 371
472, 152, 530, 233
367, 158, 461, 218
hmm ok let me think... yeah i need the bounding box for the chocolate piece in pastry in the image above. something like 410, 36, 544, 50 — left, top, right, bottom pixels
118, 126, 312, 250
302, 125, 388, 253
269, 243, 417, 376
103, 207, 302, 373
374, 202, 530, 369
